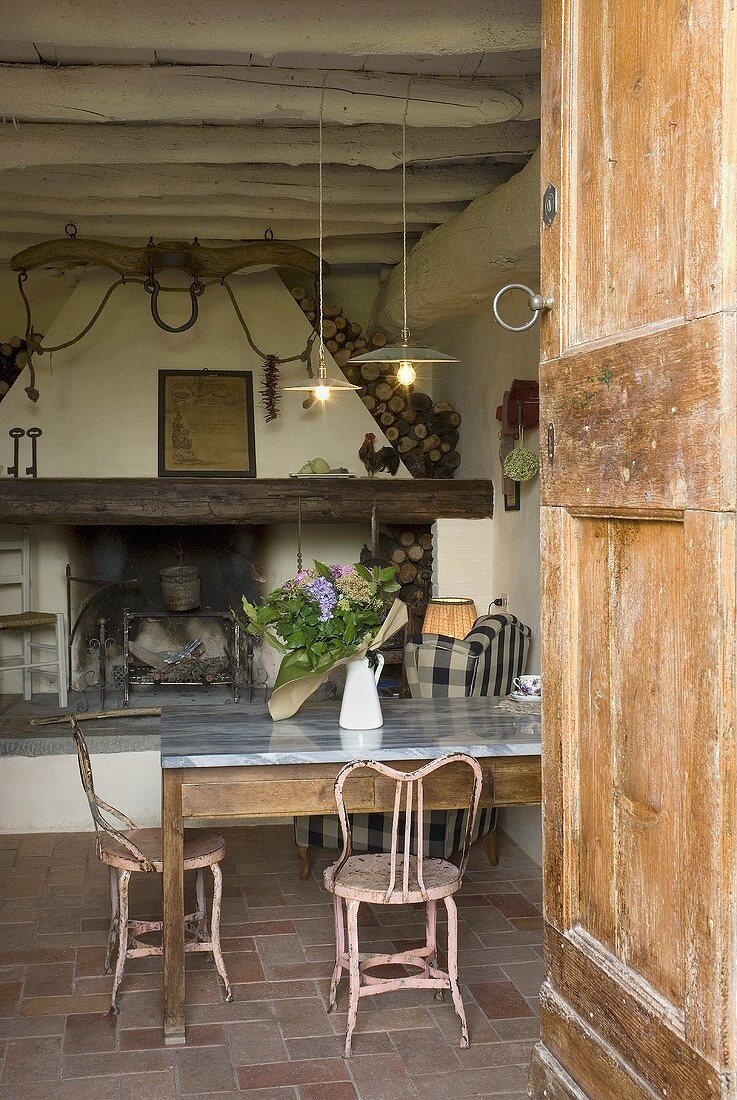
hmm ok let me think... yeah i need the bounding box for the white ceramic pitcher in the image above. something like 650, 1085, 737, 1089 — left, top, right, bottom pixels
339, 652, 385, 730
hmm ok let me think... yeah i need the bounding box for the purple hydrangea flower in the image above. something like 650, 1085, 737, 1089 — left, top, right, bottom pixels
330, 564, 353, 579
305, 576, 337, 621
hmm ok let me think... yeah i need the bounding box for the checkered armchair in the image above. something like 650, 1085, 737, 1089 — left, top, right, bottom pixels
404, 613, 532, 699
293, 613, 532, 877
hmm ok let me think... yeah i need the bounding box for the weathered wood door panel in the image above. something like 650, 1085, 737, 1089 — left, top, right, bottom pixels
533, 0, 737, 1096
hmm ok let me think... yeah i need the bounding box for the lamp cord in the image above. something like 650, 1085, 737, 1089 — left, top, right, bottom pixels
317, 77, 327, 381
401, 81, 412, 342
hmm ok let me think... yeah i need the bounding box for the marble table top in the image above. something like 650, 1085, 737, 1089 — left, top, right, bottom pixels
160, 697, 542, 769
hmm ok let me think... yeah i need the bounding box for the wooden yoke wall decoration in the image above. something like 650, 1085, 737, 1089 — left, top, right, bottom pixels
495, 379, 539, 510
9, 233, 328, 404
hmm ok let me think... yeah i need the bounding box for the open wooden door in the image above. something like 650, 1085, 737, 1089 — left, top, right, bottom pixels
530, 3, 737, 1097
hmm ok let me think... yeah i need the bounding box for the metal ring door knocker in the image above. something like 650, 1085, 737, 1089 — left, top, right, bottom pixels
145, 275, 205, 333
492, 284, 554, 332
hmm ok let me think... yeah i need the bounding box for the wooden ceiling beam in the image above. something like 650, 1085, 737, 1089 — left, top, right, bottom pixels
7, 1, 541, 56
0, 162, 517, 205
2, 121, 541, 170
0, 64, 540, 128
0, 211, 432, 242
0, 192, 466, 226
371, 150, 540, 332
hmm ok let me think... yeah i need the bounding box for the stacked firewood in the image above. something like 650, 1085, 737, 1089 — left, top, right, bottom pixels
290, 287, 461, 479
0, 338, 29, 404
361, 525, 434, 619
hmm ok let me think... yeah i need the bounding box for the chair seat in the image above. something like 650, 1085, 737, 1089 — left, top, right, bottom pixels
99, 828, 226, 873
0, 611, 58, 630
324, 853, 461, 904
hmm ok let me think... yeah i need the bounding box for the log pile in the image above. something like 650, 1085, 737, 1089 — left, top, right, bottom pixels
0, 337, 29, 404
361, 524, 434, 620
290, 286, 462, 479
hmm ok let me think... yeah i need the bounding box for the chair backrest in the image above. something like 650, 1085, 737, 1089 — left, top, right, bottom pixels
465, 614, 531, 696
70, 716, 153, 870
332, 753, 484, 903
0, 528, 30, 613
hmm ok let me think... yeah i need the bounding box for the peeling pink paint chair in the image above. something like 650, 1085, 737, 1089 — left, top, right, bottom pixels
70, 716, 231, 1012
324, 753, 484, 1057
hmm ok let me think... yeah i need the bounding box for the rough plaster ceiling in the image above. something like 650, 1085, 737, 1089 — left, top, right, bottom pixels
0, 1, 541, 268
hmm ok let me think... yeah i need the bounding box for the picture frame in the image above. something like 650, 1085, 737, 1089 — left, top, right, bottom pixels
158, 369, 256, 478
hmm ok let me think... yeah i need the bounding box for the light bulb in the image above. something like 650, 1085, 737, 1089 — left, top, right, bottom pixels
314, 384, 331, 402
397, 361, 416, 387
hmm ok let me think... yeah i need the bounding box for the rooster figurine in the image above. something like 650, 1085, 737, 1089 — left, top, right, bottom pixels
358, 432, 400, 477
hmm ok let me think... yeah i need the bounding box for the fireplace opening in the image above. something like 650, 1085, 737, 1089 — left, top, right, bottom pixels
67, 525, 266, 708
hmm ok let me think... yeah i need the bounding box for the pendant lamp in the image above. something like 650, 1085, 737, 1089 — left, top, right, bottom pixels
352, 86, 459, 385
285, 82, 360, 402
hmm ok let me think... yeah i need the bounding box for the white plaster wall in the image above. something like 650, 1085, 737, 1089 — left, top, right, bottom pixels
0, 267, 408, 479
433, 518, 494, 615
0, 750, 161, 832
0, 265, 403, 691
422, 299, 542, 864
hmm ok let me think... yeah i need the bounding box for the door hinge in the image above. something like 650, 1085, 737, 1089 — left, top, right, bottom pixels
547, 422, 555, 463
543, 183, 558, 228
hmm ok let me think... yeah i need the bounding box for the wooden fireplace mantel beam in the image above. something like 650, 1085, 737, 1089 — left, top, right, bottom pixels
0, 477, 493, 526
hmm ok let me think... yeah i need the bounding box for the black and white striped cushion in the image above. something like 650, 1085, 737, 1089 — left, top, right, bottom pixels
404, 614, 531, 699
293, 614, 531, 860
293, 807, 495, 860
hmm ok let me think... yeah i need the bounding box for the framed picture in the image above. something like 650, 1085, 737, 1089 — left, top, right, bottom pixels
158, 370, 256, 478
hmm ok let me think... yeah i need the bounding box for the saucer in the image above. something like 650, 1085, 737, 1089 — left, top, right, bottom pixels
510, 691, 541, 704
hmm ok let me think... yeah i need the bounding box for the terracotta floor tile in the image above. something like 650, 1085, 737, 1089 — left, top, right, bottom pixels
176, 1046, 238, 1094
346, 1052, 418, 1100
62, 1048, 174, 1078
0, 984, 21, 1018
509, 917, 543, 933
237, 1057, 349, 1090
0, 1035, 61, 1085
285, 1032, 393, 1061
226, 1019, 288, 1065
489, 893, 540, 920
272, 996, 335, 1038
412, 1063, 529, 1097
300, 1084, 358, 1099
500, 960, 544, 999
0, 825, 541, 1097
455, 1039, 535, 1069
21, 993, 112, 1017
120, 1024, 224, 1051
62, 1011, 117, 1054
0, 1079, 117, 1100
491, 1017, 542, 1042
390, 1025, 462, 1075
24, 962, 75, 998
120, 1068, 178, 1100
467, 982, 534, 1022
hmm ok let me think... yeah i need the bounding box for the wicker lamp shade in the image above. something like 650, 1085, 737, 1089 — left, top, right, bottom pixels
422, 597, 477, 639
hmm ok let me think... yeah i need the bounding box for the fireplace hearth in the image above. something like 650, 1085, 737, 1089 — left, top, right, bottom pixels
66, 524, 265, 708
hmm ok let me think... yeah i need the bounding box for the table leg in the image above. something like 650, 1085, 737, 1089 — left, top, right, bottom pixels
162, 768, 186, 1044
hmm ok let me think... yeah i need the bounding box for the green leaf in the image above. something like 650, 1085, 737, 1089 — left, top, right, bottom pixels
355, 563, 373, 582
378, 566, 398, 582
314, 560, 333, 580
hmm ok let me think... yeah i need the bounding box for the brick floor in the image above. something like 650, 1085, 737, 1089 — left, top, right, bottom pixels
0, 825, 542, 1098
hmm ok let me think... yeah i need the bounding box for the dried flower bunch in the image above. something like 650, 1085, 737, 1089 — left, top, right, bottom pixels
503, 446, 539, 482
241, 560, 400, 677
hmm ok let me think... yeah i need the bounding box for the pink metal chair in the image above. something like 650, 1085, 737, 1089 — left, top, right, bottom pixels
324, 753, 484, 1057
70, 716, 231, 1012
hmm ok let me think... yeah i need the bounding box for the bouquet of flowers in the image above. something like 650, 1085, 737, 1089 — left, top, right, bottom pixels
241, 560, 407, 720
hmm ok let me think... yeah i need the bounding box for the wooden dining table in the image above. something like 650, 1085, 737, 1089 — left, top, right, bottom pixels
160, 695, 542, 1044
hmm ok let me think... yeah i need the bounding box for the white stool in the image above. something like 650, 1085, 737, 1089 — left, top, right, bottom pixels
0, 528, 68, 707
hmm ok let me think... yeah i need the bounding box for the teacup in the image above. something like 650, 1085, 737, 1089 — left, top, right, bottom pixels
513, 675, 541, 697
